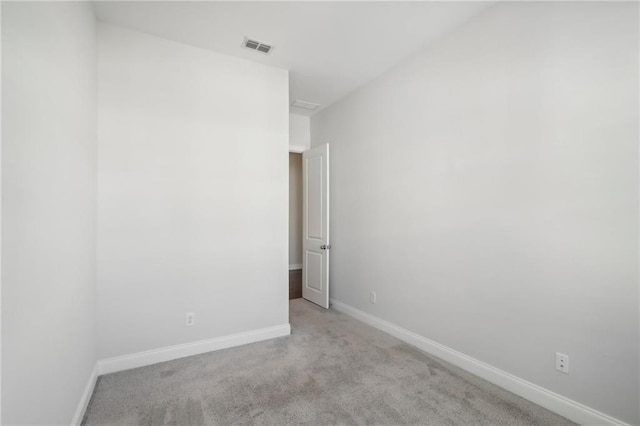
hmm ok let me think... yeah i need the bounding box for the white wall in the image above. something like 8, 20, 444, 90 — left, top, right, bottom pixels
289, 113, 310, 152
311, 2, 639, 424
289, 153, 303, 268
97, 24, 289, 359
2, 3, 97, 424
288, 114, 309, 267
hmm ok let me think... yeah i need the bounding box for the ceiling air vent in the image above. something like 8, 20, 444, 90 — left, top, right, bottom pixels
292, 100, 321, 111
243, 37, 273, 55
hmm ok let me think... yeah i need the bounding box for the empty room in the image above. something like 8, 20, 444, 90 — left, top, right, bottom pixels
1, 1, 639, 425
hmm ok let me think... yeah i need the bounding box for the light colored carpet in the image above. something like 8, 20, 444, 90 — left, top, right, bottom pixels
83, 299, 574, 425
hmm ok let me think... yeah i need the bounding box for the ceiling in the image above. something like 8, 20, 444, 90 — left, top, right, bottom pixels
94, 1, 494, 116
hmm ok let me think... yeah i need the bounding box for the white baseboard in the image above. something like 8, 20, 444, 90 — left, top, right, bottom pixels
289, 264, 302, 270
97, 323, 291, 375
71, 364, 98, 426
330, 299, 629, 426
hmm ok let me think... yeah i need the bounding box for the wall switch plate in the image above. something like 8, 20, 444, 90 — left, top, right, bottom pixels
556, 352, 569, 374
370, 291, 377, 304
185, 312, 195, 327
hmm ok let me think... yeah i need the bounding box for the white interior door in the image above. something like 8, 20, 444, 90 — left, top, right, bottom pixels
302, 143, 329, 309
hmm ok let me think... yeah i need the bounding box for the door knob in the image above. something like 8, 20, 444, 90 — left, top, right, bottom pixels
320, 245, 332, 250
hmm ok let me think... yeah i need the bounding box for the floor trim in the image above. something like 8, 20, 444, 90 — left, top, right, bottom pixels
330, 299, 629, 426
71, 364, 98, 426
97, 323, 291, 376
289, 264, 302, 270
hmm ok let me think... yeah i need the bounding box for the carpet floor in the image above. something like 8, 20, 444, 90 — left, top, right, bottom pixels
83, 299, 574, 425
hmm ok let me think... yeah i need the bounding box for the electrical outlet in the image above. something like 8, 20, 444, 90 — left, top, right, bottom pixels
370, 291, 377, 304
555, 352, 569, 374
185, 312, 195, 327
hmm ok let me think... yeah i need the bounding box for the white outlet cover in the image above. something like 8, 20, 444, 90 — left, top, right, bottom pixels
555, 352, 569, 374
186, 312, 195, 326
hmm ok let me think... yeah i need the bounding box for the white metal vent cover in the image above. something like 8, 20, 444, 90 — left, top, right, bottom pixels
291, 100, 321, 111
242, 37, 273, 54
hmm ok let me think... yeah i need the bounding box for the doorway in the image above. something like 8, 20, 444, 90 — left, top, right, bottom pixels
289, 144, 330, 308
289, 152, 303, 299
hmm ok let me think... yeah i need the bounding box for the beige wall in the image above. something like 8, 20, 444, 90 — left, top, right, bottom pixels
289, 153, 303, 268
